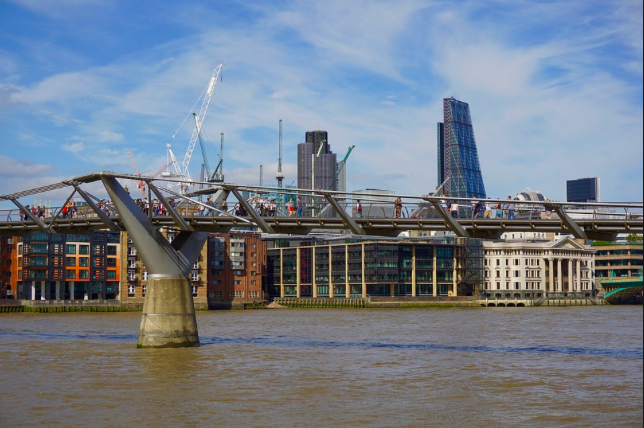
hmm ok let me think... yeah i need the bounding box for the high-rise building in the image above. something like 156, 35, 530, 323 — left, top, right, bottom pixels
298, 130, 338, 214
437, 97, 486, 199
567, 177, 600, 203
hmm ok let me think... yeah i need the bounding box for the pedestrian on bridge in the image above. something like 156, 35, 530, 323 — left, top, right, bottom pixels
450, 201, 459, 218
356, 200, 363, 218
506, 196, 516, 220
395, 197, 403, 218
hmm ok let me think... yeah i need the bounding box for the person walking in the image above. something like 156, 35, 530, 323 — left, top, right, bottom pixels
450, 200, 459, 218
356, 200, 363, 218
297, 198, 303, 218
288, 198, 295, 217
395, 197, 403, 219
484, 199, 492, 219
506, 196, 516, 220
496, 200, 503, 219
471, 196, 478, 219
543, 203, 554, 219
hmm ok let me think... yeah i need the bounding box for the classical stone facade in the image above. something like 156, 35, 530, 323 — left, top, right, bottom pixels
483, 237, 595, 299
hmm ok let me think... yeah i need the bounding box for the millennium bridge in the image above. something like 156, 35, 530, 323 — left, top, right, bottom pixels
1, 171, 642, 348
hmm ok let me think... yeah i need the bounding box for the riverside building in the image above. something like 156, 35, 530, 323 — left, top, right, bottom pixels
298, 131, 339, 215
0, 236, 18, 299
482, 236, 596, 299
264, 236, 484, 299
593, 241, 643, 281
16, 231, 122, 301
206, 232, 267, 308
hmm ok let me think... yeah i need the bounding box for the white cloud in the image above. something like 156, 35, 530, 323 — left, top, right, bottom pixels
62, 142, 85, 154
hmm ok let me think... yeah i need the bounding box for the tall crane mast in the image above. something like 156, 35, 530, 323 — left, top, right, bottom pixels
276, 119, 284, 188
259, 165, 264, 187
180, 63, 223, 183
194, 112, 211, 182
211, 133, 224, 183
328, 145, 355, 190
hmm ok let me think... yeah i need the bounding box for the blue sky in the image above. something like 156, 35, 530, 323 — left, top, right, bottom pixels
0, 0, 642, 207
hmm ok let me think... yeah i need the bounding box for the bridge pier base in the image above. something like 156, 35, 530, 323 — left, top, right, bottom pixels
138, 275, 199, 348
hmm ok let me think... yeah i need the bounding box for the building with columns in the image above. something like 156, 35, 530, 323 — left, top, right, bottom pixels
265, 235, 484, 299
482, 236, 595, 299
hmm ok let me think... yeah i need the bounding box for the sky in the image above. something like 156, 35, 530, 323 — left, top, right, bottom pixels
0, 0, 642, 208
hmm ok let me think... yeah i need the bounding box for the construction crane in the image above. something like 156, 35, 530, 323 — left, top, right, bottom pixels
259, 165, 264, 187
165, 63, 223, 193
128, 152, 173, 199
276, 119, 284, 188
211, 133, 224, 183
194, 113, 211, 183
127, 152, 146, 199
328, 145, 355, 190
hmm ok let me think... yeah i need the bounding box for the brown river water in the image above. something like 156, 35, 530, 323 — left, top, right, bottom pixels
0, 306, 642, 428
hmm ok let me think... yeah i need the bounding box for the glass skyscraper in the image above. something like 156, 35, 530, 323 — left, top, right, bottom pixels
437, 97, 487, 199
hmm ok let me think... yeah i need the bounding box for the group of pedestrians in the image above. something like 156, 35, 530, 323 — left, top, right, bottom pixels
446, 196, 518, 219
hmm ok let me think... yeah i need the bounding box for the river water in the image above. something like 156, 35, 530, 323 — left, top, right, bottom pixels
0, 306, 642, 427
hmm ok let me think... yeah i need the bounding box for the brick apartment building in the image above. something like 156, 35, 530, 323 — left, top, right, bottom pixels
0, 236, 19, 299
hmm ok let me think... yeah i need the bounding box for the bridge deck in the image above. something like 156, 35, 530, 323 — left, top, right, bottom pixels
1, 215, 640, 239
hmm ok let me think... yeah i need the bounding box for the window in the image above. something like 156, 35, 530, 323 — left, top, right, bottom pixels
191, 286, 198, 296
233, 290, 244, 298
79, 245, 89, 255
142, 285, 146, 295
211, 291, 224, 298
79, 270, 89, 279
252, 262, 257, 267
211, 280, 221, 285
66, 244, 76, 254
236, 270, 242, 276
66, 257, 76, 267
128, 284, 135, 295
251, 280, 257, 286
107, 246, 117, 256
233, 280, 242, 285
79, 257, 89, 267
66, 270, 76, 279
191, 273, 199, 282
251, 252, 257, 258
107, 258, 117, 268
128, 272, 136, 281
107, 271, 117, 280
142, 271, 148, 281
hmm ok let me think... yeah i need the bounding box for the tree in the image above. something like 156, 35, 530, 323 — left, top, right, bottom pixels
626, 234, 643, 244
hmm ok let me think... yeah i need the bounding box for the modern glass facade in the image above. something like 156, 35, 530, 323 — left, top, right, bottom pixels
437, 98, 486, 199
566, 177, 600, 203
264, 236, 484, 298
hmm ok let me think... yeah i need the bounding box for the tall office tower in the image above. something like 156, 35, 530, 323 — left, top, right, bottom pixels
437, 97, 487, 199
567, 177, 600, 203
298, 131, 338, 214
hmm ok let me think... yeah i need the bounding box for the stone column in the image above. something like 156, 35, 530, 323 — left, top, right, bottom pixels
557, 258, 562, 293
328, 246, 334, 298
40, 282, 46, 301
296, 248, 301, 299
55, 281, 61, 301
31, 281, 36, 300
568, 259, 574, 294
411, 245, 417, 297
390, 283, 395, 297
361, 243, 367, 298
312, 247, 317, 298
70, 281, 75, 300
280, 248, 285, 298
548, 258, 554, 294
345, 245, 350, 298
576, 259, 582, 292
540, 259, 546, 294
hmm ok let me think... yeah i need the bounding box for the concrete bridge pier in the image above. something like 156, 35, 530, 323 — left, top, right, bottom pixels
101, 175, 214, 348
